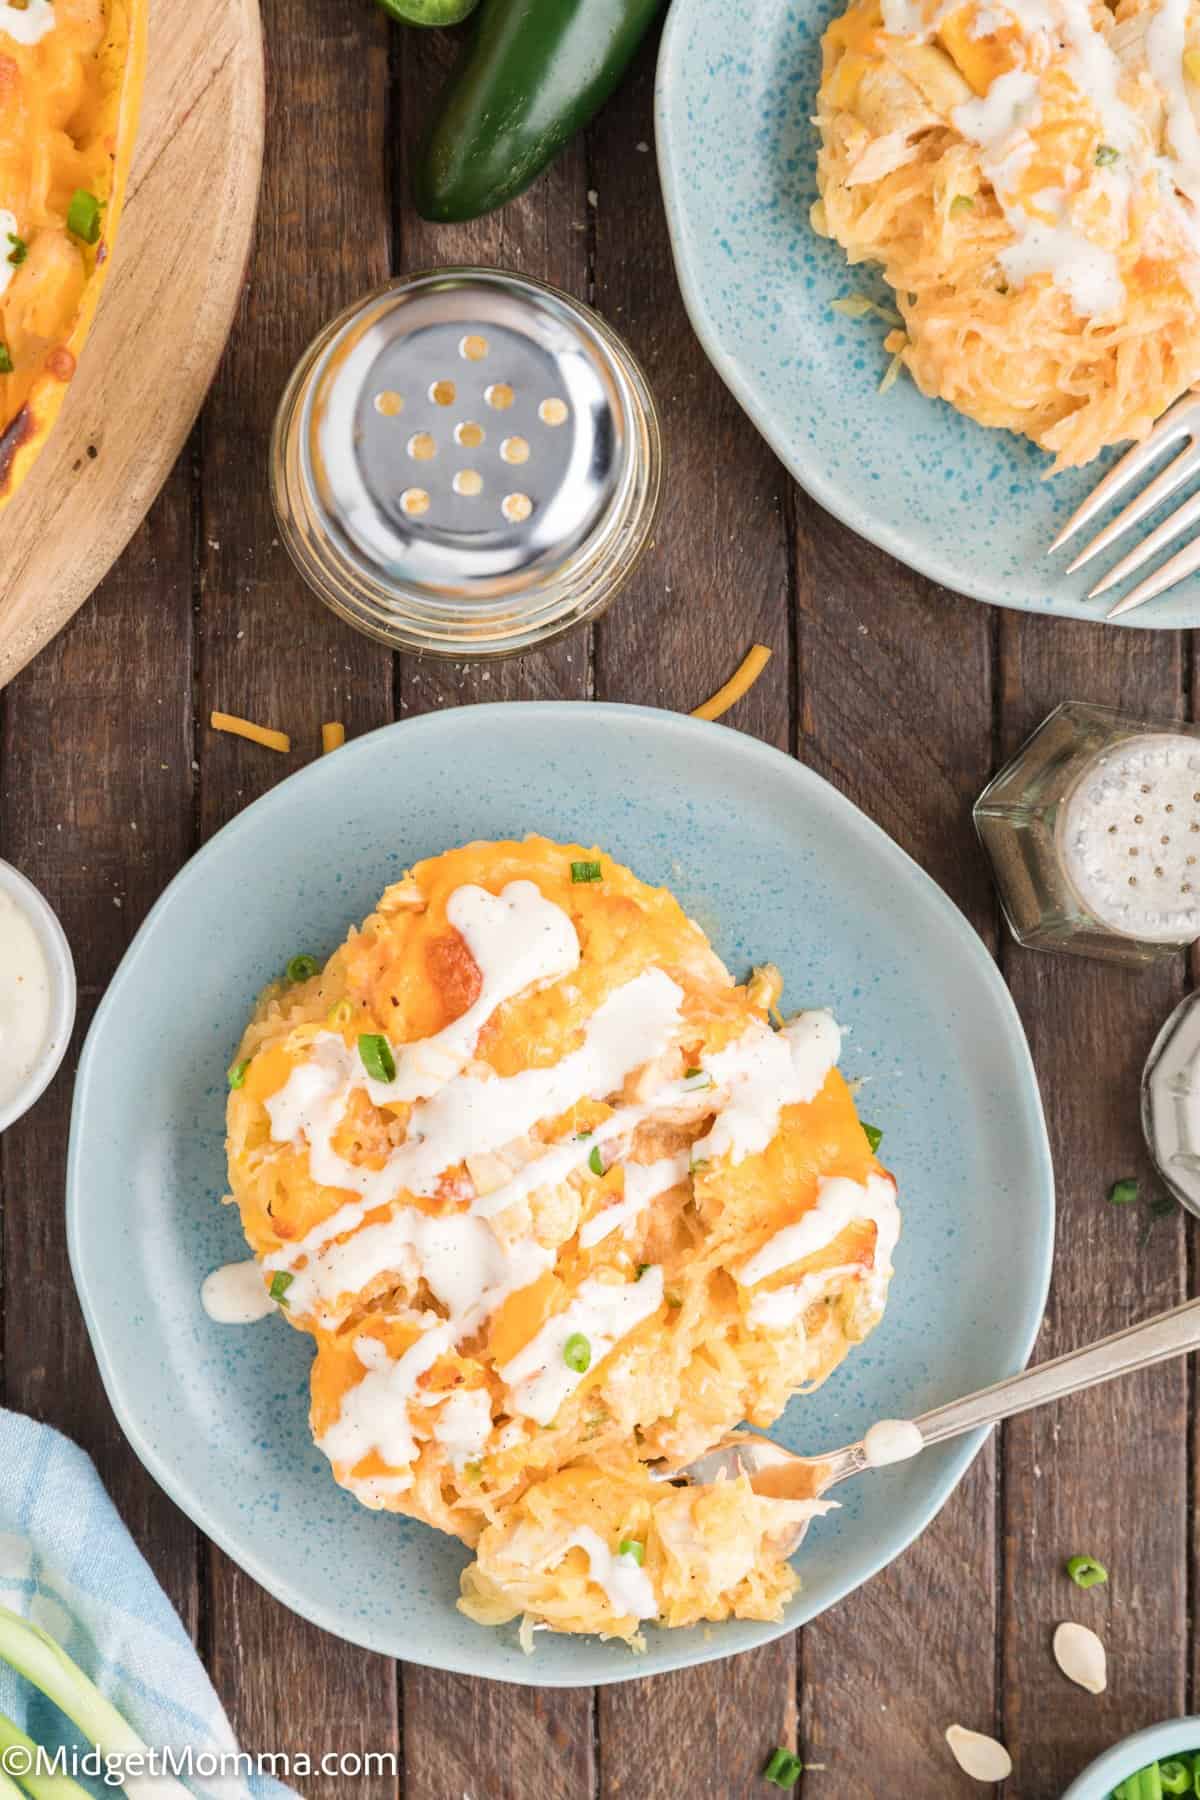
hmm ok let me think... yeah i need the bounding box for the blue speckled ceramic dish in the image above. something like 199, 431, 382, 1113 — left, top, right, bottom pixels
1062, 1718, 1200, 1798
655, 0, 1200, 628
67, 704, 1053, 1684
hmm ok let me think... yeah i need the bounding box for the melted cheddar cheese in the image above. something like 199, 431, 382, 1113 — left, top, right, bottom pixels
0, 0, 145, 503
222, 838, 901, 1643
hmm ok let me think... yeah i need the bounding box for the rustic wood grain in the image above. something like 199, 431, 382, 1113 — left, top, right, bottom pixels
195, 2, 398, 1792
998, 617, 1188, 1798
0, 468, 199, 1630
0, 0, 263, 689
794, 497, 1001, 1796
589, 33, 797, 1799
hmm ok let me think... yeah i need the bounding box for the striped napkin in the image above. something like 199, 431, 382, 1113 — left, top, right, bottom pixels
0, 1407, 291, 1800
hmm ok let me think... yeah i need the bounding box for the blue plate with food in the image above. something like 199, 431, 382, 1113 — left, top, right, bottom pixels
656, 0, 1200, 626
66, 703, 1053, 1683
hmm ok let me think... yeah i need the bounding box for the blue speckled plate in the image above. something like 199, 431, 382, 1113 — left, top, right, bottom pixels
67, 705, 1053, 1684
655, 0, 1200, 628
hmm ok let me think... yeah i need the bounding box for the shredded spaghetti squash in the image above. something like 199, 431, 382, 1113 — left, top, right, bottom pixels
0, 0, 146, 506
814, 0, 1200, 468
223, 838, 899, 1643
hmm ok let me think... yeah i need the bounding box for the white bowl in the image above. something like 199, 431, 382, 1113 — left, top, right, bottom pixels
0, 860, 76, 1134
1062, 1718, 1200, 1798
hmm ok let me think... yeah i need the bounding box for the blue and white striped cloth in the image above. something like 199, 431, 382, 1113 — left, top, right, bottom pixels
0, 1408, 291, 1800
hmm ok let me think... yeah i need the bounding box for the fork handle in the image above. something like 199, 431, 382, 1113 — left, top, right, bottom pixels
913, 1297, 1200, 1447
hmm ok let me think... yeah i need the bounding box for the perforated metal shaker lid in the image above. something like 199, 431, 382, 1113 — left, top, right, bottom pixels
269, 268, 663, 658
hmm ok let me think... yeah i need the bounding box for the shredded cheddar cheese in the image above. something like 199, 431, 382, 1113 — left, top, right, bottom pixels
210, 711, 291, 754
691, 645, 773, 722
321, 722, 346, 753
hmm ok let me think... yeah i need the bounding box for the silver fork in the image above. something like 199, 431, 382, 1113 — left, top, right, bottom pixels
669, 1294, 1200, 1557
1048, 393, 1200, 619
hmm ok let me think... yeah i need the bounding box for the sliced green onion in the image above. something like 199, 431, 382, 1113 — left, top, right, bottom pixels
1159, 1762, 1190, 1795
327, 996, 355, 1028
358, 1033, 396, 1083
1066, 1552, 1108, 1589
0, 343, 11, 375
617, 1538, 645, 1564
682, 1068, 712, 1090
269, 1271, 294, 1305
1095, 143, 1120, 166
6, 234, 26, 267
563, 1332, 591, 1373
635, 1262, 651, 1278
65, 189, 101, 244
1108, 1177, 1139, 1206
227, 1057, 250, 1089
588, 1144, 604, 1177
0, 1703, 94, 1800
863, 1121, 883, 1153
949, 194, 974, 214
763, 1748, 804, 1789
571, 859, 602, 883
286, 952, 319, 983
690, 1153, 709, 1171
0, 1604, 191, 1797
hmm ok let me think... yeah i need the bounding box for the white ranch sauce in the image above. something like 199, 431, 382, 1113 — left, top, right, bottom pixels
0, 0, 56, 47
862, 1417, 924, 1467
200, 1260, 277, 1324
0, 210, 18, 302
564, 1526, 657, 1619
735, 1173, 900, 1309
236, 878, 858, 1488
0, 888, 53, 1115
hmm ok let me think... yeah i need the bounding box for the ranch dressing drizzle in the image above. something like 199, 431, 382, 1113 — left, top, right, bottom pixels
694, 1010, 841, 1165
862, 1417, 924, 1467
563, 1527, 657, 1619
0, 887, 53, 1114
361, 880, 579, 1105
0, 0, 56, 47
200, 1260, 277, 1324
498, 1268, 666, 1425
746, 1262, 863, 1331
428, 1387, 494, 1469
579, 1152, 691, 1249
735, 1173, 900, 1309
319, 1322, 454, 1483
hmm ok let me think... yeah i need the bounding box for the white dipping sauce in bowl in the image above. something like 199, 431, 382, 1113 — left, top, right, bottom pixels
0, 862, 75, 1132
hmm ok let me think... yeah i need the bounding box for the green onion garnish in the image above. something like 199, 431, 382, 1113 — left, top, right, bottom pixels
0, 344, 13, 375
588, 1145, 604, 1177
286, 953, 319, 983
1108, 1177, 1139, 1206
571, 860, 602, 883
227, 1058, 250, 1089
6, 234, 26, 267
563, 1332, 591, 1373
1159, 1761, 1190, 1794
682, 1068, 712, 1090
950, 194, 974, 214
1066, 1553, 1108, 1589
763, 1748, 804, 1789
617, 1538, 645, 1564
66, 189, 101, 244
1095, 143, 1120, 166
358, 1033, 396, 1083
635, 1263, 651, 1278
269, 1271, 293, 1305
691, 1154, 709, 1171
863, 1122, 883, 1153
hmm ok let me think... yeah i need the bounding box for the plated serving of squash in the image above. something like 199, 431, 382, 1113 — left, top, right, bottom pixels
0, 0, 145, 505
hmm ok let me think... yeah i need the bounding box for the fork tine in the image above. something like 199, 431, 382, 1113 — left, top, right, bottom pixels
1065, 439, 1200, 573
1087, 486, 1200, 597
1047, 399, 1200, 554
1106, 532, 1200, 619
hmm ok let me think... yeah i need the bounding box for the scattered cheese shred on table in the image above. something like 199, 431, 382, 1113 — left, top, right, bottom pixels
691, 644, 772, 721
210, 711, 291, 754
321, 722, 346, 753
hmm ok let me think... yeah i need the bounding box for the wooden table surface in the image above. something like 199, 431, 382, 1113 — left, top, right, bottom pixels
0, 4, 1193, 1795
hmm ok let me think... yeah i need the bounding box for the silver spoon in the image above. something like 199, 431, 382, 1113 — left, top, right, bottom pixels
670, 1295, 1200, 1556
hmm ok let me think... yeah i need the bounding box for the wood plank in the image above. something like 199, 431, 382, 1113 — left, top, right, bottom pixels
998, 615, 1187, 1798
794, 499, 999, 1794
0, 467, 200, 1631
391, 25, 597, 1796
196, 0, 398, 1789
588, 34, 795, 1798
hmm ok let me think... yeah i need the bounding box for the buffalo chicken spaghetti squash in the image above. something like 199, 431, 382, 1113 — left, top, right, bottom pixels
223, 839, 899, 1643
814, 0, 1200, 467
0, 0, 144, 506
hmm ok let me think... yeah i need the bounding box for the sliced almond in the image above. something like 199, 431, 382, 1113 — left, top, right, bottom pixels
945, 1725, 1013, 1783
1053, 1621, 1107, 1694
